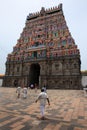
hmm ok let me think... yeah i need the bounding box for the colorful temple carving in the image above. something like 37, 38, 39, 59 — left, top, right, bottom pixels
3, 3, 82, 89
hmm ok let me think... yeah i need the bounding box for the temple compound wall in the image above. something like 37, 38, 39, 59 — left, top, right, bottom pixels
3, 3, 82, 89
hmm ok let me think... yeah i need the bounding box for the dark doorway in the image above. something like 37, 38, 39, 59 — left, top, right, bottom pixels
29, 63, 40, 86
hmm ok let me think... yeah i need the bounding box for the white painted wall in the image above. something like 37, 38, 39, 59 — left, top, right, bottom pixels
81, 76, 87, 87
0, 79, 3, 87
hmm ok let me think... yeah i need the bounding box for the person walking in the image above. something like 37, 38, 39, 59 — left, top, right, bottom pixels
22, 86, 28, 99
35, 88, 50, 120
16, 86, 21, 98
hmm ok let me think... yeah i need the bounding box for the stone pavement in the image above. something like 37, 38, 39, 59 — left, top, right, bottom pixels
0, 87, 87, 130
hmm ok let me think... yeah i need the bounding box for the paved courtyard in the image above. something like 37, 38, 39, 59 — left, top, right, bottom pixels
0, 87, 87, 130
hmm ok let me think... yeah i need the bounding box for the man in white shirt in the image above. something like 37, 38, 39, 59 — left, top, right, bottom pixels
35, 88, 50, 120
22, 87, 28, 98
16, 86, 21, 98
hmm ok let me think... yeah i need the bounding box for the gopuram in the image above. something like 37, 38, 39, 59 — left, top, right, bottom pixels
3, 3, 82, 89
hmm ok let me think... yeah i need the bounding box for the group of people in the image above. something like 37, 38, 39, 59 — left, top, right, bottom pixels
16, 86, 28, 99
16, 84, 50, 120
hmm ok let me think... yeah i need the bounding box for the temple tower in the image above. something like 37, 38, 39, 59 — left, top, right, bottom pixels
3, 4, 82, 89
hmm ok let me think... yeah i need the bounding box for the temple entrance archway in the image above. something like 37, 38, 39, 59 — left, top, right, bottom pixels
29, 63, 40, 86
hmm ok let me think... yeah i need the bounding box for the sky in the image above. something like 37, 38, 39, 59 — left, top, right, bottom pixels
0, 0, 87, 74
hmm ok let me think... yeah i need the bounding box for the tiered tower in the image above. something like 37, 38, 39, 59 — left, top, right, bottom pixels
3, 4, 82, 89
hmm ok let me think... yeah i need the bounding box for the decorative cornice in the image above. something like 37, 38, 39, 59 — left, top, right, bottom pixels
27, 3, 62, 20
